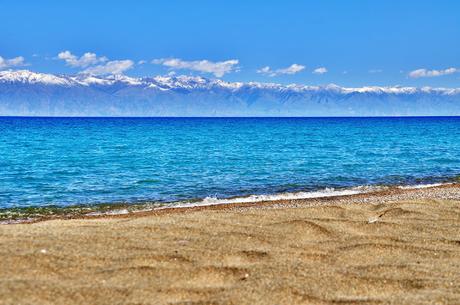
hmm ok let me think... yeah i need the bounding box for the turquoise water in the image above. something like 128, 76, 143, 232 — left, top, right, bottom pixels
1, 117, 460, 210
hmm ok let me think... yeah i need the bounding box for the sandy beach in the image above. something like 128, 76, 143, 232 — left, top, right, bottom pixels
1, 185, 459, 305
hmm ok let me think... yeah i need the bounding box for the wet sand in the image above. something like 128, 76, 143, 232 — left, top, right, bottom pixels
0, 185, 459, 305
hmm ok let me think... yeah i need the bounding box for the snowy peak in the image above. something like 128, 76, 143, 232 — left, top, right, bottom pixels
70, 73, 143, 86
0, 69, 459, 96
0, 70, 144, 87
0, 70, 72, 86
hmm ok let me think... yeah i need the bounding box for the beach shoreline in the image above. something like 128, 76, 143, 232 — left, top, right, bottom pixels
2, 182, 459, 225
0, 184, 459, 304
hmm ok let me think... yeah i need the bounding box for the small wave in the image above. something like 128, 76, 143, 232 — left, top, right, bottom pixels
398, 182, 453, 189
171, 185, 385, 208
80, 186, 383, 216
86, 208, 130, 216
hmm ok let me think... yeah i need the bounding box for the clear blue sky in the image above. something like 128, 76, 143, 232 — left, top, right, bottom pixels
1, 0, 459, 87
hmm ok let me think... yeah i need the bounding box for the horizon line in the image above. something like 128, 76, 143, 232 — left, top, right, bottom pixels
2, 116, 460, 119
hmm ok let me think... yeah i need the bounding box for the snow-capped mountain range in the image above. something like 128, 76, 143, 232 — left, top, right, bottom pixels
1, 70, 459, 116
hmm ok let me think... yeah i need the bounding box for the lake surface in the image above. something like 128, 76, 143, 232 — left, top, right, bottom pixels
1, 117, 460, 209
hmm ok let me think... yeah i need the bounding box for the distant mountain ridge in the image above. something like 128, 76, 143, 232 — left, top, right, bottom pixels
1, 70, 460, 116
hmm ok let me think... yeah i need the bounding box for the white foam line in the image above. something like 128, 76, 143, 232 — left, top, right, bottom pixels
398, 182, 452, 190
168, 185, 385, 209
92, 186, 382, 216
86, 208, 130, 216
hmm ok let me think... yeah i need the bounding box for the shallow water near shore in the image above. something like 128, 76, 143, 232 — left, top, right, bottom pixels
1, 117, 460, 213
0, 183, 455, 223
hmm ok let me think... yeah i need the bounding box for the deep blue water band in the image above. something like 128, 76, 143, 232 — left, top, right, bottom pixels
1, 117, 459, 209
